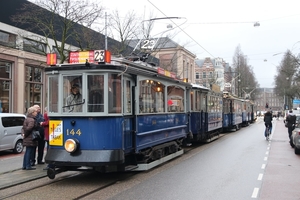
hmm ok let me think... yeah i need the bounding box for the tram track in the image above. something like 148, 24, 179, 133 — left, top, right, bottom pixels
0, 142, 215, 200
0, 170, 139, 200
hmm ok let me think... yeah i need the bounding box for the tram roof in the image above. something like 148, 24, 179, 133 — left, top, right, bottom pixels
191, 83, 209, 91
45, 57, 191, 86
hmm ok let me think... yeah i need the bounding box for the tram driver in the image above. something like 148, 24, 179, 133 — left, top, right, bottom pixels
65, 83, 83, 112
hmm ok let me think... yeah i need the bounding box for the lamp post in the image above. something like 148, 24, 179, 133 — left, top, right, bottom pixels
284, 77, 290, 110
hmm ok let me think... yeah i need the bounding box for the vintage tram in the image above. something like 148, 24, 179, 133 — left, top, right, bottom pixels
44, 54, 197, 178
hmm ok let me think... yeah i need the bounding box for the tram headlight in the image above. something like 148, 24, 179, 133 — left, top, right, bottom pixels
64, 139, 78, 153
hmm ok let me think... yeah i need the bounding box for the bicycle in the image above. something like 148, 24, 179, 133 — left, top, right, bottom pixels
265, 124, 271, 141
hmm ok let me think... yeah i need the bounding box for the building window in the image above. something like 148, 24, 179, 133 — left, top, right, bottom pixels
209, 72, 213, 78
0, 61, 12, 113
0, 31, 16, 48
23, 38, 46, 55
195, 72, 200, 79
24, 66, 43, 112
203, 72, 206, 78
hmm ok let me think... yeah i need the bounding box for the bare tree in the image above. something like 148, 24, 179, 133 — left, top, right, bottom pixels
11, 0, 104, 63
232, 45, 259, 99
274, 50, 300, 107
108, 9, 141, 55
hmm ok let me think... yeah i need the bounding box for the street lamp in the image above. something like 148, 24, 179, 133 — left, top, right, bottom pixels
284, 77, 290, 110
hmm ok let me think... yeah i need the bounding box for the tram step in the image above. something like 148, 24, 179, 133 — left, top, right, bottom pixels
125, 165, 138, 171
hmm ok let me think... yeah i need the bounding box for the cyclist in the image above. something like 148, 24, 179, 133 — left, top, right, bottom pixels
264, 110, 273, 139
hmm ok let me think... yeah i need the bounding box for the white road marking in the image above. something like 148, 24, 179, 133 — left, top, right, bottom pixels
258, 173, 263, 180
264, 157, 268, 161
265, 151, 269, 155
251, 188, 259, 198
262, 164, 266, 169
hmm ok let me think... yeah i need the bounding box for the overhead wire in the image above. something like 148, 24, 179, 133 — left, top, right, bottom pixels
147, 0, 215, 58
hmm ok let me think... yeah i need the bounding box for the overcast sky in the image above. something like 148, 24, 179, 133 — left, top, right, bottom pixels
99, 0, 300, 88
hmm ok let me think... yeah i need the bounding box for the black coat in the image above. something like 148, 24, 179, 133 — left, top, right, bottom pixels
286, 114, 296, 128
264, 112, 273, 124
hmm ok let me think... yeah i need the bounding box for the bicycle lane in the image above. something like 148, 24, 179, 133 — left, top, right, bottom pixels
259, 119, 300, 200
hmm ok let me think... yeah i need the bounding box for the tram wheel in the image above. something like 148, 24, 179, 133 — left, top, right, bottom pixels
47, 168, 56, 179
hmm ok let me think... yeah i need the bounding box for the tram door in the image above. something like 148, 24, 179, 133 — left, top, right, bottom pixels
123, 78, 135, 153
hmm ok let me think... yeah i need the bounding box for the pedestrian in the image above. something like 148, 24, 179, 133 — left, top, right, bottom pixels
22, 106, 39, 170
40, 107, 49, 151
40, 107, 54, 170
31, 105, 45, 165
286, 110, 296, 147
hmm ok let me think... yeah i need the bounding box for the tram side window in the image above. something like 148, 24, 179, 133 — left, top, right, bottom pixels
237, 101, 242, 113
108, 74, 121, 113
87, 75, 104, 112
201, 95, 206, 112
167, 86, 184, 112
195, 91, 201, 111
124, 80, 132, 113
190, 91, 194, 111
48, 76, 58, 113
208, 96, 214, 112
63, 75, 83, 113
216, 96, 221, 112
223, 100, 229, 113
139, 80, 165, 113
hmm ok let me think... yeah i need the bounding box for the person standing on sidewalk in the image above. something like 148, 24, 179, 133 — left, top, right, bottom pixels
40, 107, 54, 170
31, 105, 45, 165
22, 106, 38, 170
286, 110, 296, 147
40, 107, 49, 151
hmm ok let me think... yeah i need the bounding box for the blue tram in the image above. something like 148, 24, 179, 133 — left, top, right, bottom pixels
189, 84, 223, 142
222, 92, 243, 131
242, 100, 257, 125
44, 53, 254, 179
45, 56, 192, 178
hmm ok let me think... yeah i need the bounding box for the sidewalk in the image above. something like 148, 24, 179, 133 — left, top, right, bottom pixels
259, 119, 300, 199
0, 163, 47, 189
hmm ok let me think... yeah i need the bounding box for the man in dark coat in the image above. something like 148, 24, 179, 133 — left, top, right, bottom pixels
286, 110, 296, 146
264, 111, 273, 138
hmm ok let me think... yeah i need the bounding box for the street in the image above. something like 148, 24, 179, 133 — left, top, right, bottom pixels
1, 118, 300, 200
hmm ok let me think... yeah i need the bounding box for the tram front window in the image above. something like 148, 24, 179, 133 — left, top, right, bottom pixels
88, 75, 104, 112
63, 75, 83, 112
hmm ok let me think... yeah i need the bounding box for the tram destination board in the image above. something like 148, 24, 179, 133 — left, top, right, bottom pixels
69, 50, 105, 64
